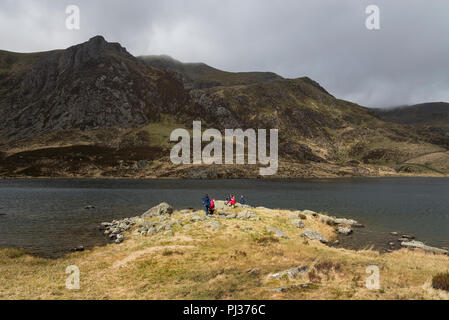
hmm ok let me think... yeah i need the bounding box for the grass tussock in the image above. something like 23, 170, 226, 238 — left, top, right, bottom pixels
432, 272, 449, 292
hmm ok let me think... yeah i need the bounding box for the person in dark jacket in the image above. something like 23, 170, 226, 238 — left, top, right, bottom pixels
225, 195, 231, 206
202, 194, 211, 215
239, 195, 246, 205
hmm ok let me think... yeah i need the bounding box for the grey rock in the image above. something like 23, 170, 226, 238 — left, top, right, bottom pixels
400, 240, 448, 255
318, 214, 360, 227
156, 222, 172, 233
146, 227, 156, 236
241, 226, 253, 231
270, 266, 309, 280
301, 229, 328, 244
115, 234, 124, 243
236, 210, 260, 221
207, 221, 222, 230
290, 219, 305, 228
141, 202, 173, 218
191, 215, 207, 222
247, 268, 261, 275
337, 227, 352, 235
101, 222, 113, 227
302, 210, 317, 216
267, 226, 289, 239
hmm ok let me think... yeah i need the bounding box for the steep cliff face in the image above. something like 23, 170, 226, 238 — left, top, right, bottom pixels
0, 36, 187, 140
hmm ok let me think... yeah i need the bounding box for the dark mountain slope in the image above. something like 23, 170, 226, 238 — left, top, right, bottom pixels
0, 36, 448, 178
0, 36, 187, 140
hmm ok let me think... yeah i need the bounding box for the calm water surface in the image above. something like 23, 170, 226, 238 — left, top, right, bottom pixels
0, 178, 448, 257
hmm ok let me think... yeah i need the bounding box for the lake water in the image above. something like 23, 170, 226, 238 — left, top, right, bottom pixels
0, 178, 448, 257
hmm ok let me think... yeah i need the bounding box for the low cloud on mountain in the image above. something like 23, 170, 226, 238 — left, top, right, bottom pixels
1, 0, 448, 107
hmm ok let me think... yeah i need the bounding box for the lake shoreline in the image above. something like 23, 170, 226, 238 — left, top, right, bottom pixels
1, 177, 448, 258
4, 201, 447, 260
2, 202, 448, 299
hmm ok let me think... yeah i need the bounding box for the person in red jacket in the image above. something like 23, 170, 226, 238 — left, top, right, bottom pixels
230, 195, 236, 208
209, 198, 215, 215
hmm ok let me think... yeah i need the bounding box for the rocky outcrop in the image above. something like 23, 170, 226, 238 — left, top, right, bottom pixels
0, 36, 187, 140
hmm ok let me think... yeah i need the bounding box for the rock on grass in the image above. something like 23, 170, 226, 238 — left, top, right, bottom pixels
301, 229, 328, 244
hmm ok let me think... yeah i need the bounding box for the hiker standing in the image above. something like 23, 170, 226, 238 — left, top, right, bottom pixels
202, 194, 211, 215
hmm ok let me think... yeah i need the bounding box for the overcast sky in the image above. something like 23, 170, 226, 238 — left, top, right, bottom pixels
1, 0, 448, 107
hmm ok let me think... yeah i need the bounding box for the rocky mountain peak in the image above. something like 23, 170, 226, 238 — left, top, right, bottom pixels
60, 35, 132, 71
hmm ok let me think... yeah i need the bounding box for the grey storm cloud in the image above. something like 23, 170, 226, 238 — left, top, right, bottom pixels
1, 0, 448, 107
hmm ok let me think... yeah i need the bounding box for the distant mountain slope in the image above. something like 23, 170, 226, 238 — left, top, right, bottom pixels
375, 102, 449, 127
139, 55, 282, 89
0, 36, 448, 178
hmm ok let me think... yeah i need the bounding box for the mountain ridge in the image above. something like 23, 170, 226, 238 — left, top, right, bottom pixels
0, 36, 448, 178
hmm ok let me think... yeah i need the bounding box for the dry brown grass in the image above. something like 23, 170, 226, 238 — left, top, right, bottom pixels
0, 206, 448, 300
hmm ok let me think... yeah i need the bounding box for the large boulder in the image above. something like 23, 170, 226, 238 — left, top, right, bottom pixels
141, 202, 173, 218
301, 228, 328, 243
